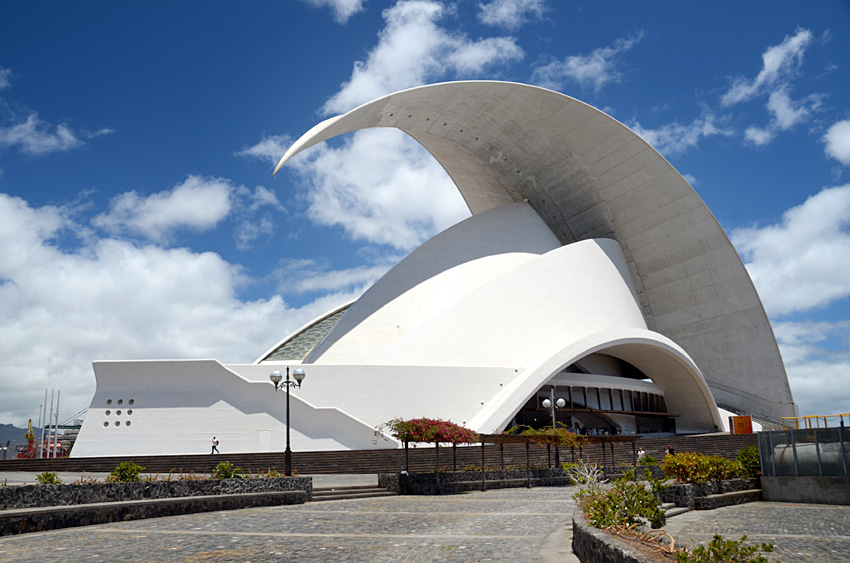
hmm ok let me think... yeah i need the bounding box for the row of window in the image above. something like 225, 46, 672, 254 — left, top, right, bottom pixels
536, 386, 667, 414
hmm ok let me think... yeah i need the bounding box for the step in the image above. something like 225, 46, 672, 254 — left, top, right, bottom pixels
658, 502, 676, 511
662, 506, 690, 518
313, 484, 382, 493
693, 489, 761, 510
310, 487, 395, 502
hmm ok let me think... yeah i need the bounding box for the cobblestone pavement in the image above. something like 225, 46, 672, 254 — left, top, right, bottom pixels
0, 487, 579, 562
665, 502, 850, 563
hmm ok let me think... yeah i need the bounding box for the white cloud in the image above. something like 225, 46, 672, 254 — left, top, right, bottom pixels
630, 114, 733, 156
767, 87, 811, 130
289, 128, 470, 251
721, 28, 812, 106
445, 36, 524, 73
732, 183, 850, 317
0, 67, 11, 90
301, 0, 365, 24
682, 173, 697, 186
0, 191, 350, 426
742, 87, 821, 147
773, 321, 850, 416
823, 119, 850, 166
275, 257, 396, 295
236, 134, 292, 166
743, 125, 775, 146
0, 113, 83, 155
322, 0, 523, 115
231, 185, 285, 251
93, 175, 234, 242
92, 176, 284, 250
477, 0, 546, 31
531, 31, 644, 93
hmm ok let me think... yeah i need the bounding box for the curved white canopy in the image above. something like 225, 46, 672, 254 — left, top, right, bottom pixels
276, 80, 796, 421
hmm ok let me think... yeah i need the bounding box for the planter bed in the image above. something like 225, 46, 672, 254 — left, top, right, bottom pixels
0, 477, 312, 510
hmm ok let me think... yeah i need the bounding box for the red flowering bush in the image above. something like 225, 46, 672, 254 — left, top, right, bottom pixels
381, 418, 479, 444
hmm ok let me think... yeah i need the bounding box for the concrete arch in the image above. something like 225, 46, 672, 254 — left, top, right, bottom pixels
468, 328, 724, 434
276, 80, 795, 420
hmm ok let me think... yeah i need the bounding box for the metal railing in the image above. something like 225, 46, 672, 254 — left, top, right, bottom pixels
759, 423, 849, 477
782, 413, 850, 430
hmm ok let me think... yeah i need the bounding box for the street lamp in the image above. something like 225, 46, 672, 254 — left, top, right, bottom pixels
541, 388, 566, 429
270, 367, 306, 476
542, 388, 567, 467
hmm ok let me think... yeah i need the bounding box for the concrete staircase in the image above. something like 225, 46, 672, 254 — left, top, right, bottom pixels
659, 501, 689, 518
311, 485, 396, 502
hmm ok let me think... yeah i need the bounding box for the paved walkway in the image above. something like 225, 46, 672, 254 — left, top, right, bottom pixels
0, 475, 847, 562
0, 486, 580, 562
664, 501, 850, 563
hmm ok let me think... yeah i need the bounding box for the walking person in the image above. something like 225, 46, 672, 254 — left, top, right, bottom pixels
211, 436, 219, 454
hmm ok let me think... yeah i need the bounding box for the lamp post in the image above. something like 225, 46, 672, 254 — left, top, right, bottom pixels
270, 367, 306, 476
541, 388, 566, 429
542, 388, 567, 467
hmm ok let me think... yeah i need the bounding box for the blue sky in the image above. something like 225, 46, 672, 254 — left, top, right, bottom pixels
1, 0, 849, 427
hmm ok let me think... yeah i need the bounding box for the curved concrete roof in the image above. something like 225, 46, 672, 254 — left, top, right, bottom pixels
276, 80, 796, 421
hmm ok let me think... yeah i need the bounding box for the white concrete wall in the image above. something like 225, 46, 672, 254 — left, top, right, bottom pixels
72, 359, 396, 457
313, 205, 647, 369
309, 203, 560, 362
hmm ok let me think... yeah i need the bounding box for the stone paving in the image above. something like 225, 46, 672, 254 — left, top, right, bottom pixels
665, 502, 850, 563
0, 487, 579, 562
0, 478, 848, 562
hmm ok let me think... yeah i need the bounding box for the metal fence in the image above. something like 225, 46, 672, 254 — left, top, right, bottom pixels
759, 425, 849, 477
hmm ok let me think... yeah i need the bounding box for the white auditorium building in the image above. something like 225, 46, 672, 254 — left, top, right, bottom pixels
71, 81, 797, 457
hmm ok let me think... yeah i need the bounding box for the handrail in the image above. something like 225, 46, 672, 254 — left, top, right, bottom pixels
782, 413, 850, 429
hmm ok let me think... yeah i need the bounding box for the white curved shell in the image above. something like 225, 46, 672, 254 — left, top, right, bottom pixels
280, 81, 795, 421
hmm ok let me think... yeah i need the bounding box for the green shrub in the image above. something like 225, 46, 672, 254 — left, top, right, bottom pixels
677, 534, 776, 562
663, 452, 742, 483
574, 472, 665, 529
36, 471, 62, 485
212, 461, 244, 479
737, 445, 761, 478
638, 454, 658, 466
108, 461, 145, 482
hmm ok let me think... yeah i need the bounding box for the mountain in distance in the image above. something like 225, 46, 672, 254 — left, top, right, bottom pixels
0, 423, 42, 457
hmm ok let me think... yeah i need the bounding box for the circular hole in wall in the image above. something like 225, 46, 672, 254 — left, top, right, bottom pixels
105, 410, 111, 416
125, 421, 132, 427
116, 410, 122, 416
127, 409, 133, 415
117, 399, 123, 405
114, 421, 120, 426
106, 399, 112, 405
103, 421, 109, 427
129, 399, 135, 405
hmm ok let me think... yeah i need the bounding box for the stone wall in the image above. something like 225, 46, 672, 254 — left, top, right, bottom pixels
1, 491, 306, 536
572, 509, 657, 563
661, 478, 758, 509
0, 477, 312, 510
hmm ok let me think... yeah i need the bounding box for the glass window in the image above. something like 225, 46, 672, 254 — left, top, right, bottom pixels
600, 388, 611, 410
